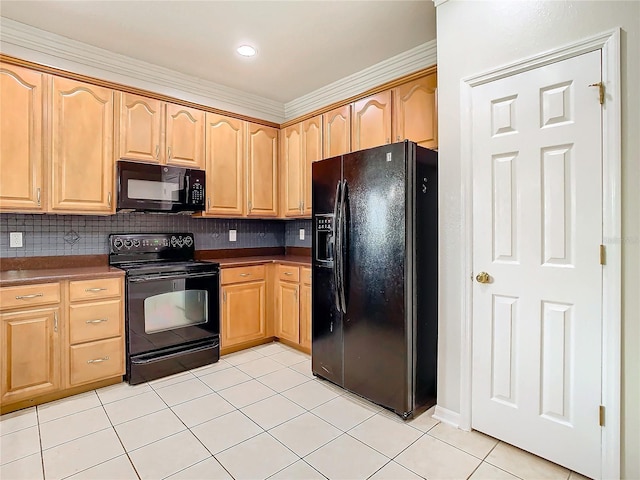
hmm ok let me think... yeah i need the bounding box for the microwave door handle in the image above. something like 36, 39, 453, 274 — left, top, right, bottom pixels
185, 175, 190, 204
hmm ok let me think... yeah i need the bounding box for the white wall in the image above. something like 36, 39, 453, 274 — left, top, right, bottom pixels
435, 1, 639, 478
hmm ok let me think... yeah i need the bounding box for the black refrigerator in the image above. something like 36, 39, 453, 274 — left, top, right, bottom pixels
311, 141, 438, 419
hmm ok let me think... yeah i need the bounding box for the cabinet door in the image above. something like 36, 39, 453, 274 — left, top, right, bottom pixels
117, 92, 163, 163
50, 76, 114, 213
247, 123, 278, 217
0, 64, 45, 212
276, 281, 300, 344
393, 74, 438, 148
302, 116, 322, 216
300, 283, 312, 350
1, 307, 61, 405
323, 105, 351, 159
205, 113, 244, 216
221, 281, 266, 348
351, 90, 392, 151
280, 124, 302, 217
165, 103, 205, 169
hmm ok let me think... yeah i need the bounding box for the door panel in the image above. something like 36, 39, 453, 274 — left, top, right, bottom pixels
351, 91, 391, 151
342, 143, 409, 413
281, 124, 303, 216
0, 63, 44, 212
50, 76, 114, 213
205, 113, 244, 215
323, 105, 351, 159
221, 281, 266, 347
393, 74, 438, 148
302, 116, 322, 216
118, 93, 163, 163
276, 282, 299, 343
247, 123, 278, 217
300, 283, 312, 350
471, 51, 602, 478
165, 104, 204, 169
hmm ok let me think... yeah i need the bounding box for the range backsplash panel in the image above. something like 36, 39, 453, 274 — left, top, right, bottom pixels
0, 214, 285, 258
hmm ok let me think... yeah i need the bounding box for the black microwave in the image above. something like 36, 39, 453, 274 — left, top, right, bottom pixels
116, 161, 205, 213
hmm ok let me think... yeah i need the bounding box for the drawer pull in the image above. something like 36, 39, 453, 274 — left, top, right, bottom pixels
239, 273, 251, 277
86, 318, 108, 324
85, 288, 107, 292
284, 272, 293, 276
87, 356, 110, 364
15, 293, 44, 300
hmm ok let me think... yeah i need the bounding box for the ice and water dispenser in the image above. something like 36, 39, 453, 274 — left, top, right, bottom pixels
315, 214, 335, 265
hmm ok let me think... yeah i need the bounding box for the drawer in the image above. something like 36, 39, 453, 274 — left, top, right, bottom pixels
69, 299, 122, 344
278, 264, 300, 282
69, 337, 124, 386
69, 278, 122, 302
221, 265, 266, 285
0, 283, 60, 311
301, 267, 312, 285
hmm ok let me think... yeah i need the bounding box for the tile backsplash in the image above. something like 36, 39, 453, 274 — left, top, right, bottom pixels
0, 214, 287, 258
285, 219, 313, 248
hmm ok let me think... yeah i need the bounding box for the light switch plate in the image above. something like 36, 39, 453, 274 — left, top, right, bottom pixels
9, 232, 23, 248
299, 229, 305, 240
229, 230, 237, 242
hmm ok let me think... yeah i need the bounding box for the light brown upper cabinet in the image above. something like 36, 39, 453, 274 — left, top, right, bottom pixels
116, 93, 205, 169
203, 113, 245, 216
280, 123, 303, 217
302, 116, 322, 216
0, 63, 45, 213
247, 123, 278, 217
50, 76, 115, 214
351, 90, 392, 151
393, 73, 438, 148
323, 105, 351, 159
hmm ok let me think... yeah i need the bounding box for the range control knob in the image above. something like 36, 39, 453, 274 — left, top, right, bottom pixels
113, 237, 124, 250
171, 236, 178, 247
176, 236, 184, 247
133, 239, 141, 247
184, 237, 193, 247
124, 239, 133, 249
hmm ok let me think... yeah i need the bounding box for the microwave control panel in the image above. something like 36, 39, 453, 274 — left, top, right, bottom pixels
190, 181, 204, 204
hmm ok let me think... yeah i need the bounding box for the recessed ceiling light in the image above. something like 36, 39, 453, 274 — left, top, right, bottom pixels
237, 45, 257, 57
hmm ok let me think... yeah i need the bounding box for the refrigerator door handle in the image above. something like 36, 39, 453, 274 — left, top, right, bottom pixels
338, 179, 348, 313
333, 180, 342, 311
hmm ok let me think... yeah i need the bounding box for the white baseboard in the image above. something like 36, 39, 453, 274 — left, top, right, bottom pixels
433, 405, 464, 429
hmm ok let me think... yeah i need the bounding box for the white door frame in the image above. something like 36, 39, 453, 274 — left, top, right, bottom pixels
458, 29, 621, 479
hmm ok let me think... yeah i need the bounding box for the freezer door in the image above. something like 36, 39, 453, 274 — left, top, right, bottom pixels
311, 156, 344, 386
342, 143, 412, 414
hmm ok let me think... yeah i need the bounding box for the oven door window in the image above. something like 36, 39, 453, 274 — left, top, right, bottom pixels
128, 178, 181, 202
144, 289, 207, 333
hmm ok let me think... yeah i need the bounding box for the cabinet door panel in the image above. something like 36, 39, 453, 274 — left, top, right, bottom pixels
205, 113, 244, 215
352, 91, 392, 151
50, 77, 114, 213
1, 307, 60, 404
393, 74, 437, 148
247, 124, 278, 217
302, 116, 322, 216
221, 281, 266, 347
0, 64, 45, 212
281, 124, 302, 217
300, 283, 312, 350
118, 93, 163, 163
277, 282, 300, 343
323, 105, 350, 159
165, 104, 205, 169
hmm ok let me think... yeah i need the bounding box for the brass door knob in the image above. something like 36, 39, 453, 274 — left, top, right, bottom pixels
476, 272, 491, 284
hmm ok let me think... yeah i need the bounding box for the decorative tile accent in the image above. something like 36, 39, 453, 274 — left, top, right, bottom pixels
63, 230, 80, 245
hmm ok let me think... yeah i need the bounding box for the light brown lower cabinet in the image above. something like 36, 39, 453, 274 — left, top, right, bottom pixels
300, 267, 312, 350
220, 265, 267, 350
0, 277, 125, 414
275, 264, 311, 353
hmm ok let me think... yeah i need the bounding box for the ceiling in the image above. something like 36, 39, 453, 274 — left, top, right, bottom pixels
0, 1, 436, 104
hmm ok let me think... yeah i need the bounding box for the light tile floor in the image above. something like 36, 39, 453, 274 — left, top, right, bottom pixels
1, 342, 591, 480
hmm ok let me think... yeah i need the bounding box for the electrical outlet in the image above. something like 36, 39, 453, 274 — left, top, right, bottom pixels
9, 232, 23, 248
229, 230, 237, 242
299, 229, 305, 240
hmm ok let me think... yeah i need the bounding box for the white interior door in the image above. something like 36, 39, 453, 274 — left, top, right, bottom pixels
471, 50, 603, 478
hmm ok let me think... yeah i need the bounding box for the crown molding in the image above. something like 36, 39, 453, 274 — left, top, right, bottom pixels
433, 0, 450, 7
284, 39, 437, 121
0, 17, 285, 122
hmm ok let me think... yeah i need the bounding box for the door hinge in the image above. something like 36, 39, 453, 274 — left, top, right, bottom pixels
589, 82, 604, 105
599, 405, 605, 426
600, 244, 606, 265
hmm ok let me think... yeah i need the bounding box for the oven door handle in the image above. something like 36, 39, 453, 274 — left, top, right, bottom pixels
128, 272, 219, 282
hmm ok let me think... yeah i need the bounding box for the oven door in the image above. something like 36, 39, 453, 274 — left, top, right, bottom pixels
126, 271, 219, 355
